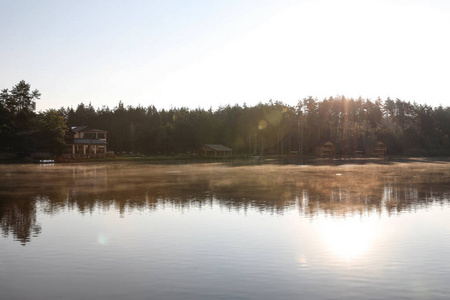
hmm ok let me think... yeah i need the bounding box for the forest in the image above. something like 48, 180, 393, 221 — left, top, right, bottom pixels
62, 97, 450, 157
1, 81, 450, 157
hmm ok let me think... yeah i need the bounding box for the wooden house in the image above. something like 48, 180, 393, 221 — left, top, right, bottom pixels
373, 142, 387, 156
199, 144, 232, 157
314, 141, 335, 156
64, 126, 108, 158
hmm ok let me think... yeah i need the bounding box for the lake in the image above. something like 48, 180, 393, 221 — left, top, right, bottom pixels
1, 161, 450, 299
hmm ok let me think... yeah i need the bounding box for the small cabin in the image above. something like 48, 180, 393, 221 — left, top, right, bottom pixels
373, 142, 387, 156
354, 150, 363, 156
199, 144, 232, 157
315, 142, 335, 156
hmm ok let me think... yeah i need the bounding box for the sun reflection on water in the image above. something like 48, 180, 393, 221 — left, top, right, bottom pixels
319, 215, 380, 260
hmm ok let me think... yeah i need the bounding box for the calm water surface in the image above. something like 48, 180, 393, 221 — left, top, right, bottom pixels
1, 162, 450, 299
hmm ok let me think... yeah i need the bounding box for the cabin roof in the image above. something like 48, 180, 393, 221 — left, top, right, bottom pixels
204, 144, 232, 151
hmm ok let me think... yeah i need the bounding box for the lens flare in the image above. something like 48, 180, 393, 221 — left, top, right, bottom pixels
258, 120, 267, 130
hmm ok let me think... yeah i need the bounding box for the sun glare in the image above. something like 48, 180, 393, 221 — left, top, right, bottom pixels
156, 0, 450, 109
319, 215, 379, 260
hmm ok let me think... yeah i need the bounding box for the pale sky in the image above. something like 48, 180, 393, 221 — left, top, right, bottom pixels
1, 0, 450, 111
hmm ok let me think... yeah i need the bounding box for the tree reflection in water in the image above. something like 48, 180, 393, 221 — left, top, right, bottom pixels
0, 196, 41, 246
0, 162, 449, 245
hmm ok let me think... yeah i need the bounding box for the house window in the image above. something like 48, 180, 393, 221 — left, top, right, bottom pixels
83, 132, 96, 139
98, 133, 105, 139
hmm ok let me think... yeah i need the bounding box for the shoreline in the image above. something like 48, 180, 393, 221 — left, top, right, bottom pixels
1, 155, 450, 165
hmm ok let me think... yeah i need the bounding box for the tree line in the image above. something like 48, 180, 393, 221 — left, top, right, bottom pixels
1, 81, 450, 157
63, 97, 450, 156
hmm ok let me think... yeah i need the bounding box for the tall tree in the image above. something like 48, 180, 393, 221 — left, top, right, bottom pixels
0, 81, 40, 155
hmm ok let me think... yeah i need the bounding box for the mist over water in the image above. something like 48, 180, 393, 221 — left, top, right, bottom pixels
1, 162, 450, 299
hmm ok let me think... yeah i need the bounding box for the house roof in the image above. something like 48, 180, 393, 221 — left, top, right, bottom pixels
70, 126, 106, 133
71, 126, 88, 132
69, 139, 108, 145
204, 144, 232, 151
82, 128, 106, 133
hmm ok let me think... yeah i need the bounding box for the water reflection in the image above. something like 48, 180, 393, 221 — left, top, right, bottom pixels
319, 216, 379, 259
0, 195, 41, 245
0, 162, 449, 245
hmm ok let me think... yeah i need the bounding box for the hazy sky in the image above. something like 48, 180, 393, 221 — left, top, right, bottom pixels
1, 0, 450, 111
